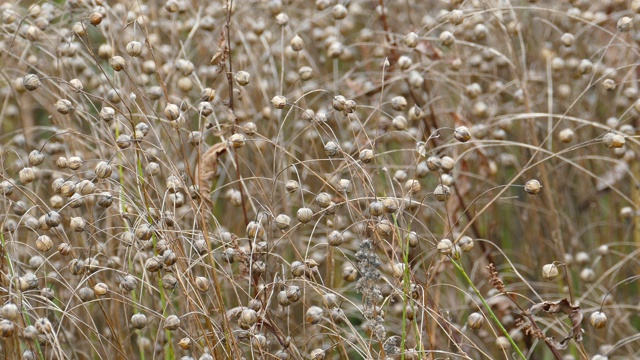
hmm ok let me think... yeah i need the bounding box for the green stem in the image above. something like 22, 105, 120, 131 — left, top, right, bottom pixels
451, 259, 526, 360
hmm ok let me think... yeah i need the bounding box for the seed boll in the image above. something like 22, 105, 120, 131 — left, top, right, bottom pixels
126, 41, 143, 57
271, 95, 287, 109
617, 17, 633, 32
324, 141, 340, 157
328, 230, 344, 246
299, 66, 314, 81
246, 221, 265, 238
195, 276, 209, 292
439, 31, 455, 46
359, 149, 374, 163
310, 349, 325, 360
542, 264, 559, 280
67, 156, 83, 170
524, 179, 542, 195
306, 306, 323, 324
332, 4, 348, 19
559, 128, 574, 143
405, 179, 421, 194
437, 239, 453, 255
2, 304, 19, 321
369, 201, 384, 217
467, 312, 484, 329
55, 99, 73, 114
603, 133, 625, 148
110, 56, 126, 71
391, 96, 407, 111
229, 133, 246, 148
458, 236, 474, 252
28, 150, 45, 166
405, 32, 419, 47
239, 309, 258, 329
297, 207, 314, 223
290, 34, 304, 51
434, 184, 450, 201
454, 126, 471, 142
36, 235, 53, 252
131, 313, 148, 329
590, 311, 607, 329
94, 282, 108, 296
0, 319, 14, 338
275, 214, 291, 229
164, 103, 180, 120
19, 167, 35, 184
95, 161, 113, 179
235, 71, 250, 86
285, 180, 299, 193
342, 265, 357, 281
100, 107, 115, 122
23, 74, 41, 91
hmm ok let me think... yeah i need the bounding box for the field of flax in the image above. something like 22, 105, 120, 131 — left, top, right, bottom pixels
0, 0, 639, 359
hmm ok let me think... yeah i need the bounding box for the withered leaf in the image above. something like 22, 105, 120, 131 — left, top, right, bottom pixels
196, 141, 228, 205
530, 298, 583, 343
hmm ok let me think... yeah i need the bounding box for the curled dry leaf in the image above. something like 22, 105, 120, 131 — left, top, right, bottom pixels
530, 298, 583, 344
196, 142, 228, 205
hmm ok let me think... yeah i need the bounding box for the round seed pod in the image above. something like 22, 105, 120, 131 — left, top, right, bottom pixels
45, 211, 62, 227
542, 264, 559, 280
58, 243, 72, 256
524, 179, 542, 195
286, 285, 301, 303
359, 149, 374, 163
324, 141, 340, 157
277, 291, 291, 306
78, 287, 95, 302
239, 309, 258, 329
310, 349, 324, 360
55, 99, 72, 114
97, 192, 114, 207
126, 41, 143, 57
195, 276, 209, 292
19, 167, 35, 184
23, 74, 41, 91
426, 156, 441, 171
391, 96, 407, 111
36, 235, 53, 252
131, 313, 148, 329
290, 34, 304, 51
467, 312, 484, 329
332, 4, 348, 19
0, 319, 14, 337
274, 214, 291, 229
342, 265, 357, 282
162, 274, 177, 290
229, 133, 246, 148
439, 31, 455, 46
603, 133, 625, 148
135, 224, 153, 240
77, 179, 96, 195
120, 274, 137, 292
306, 306, 323, 324
109, 56, 125, 71
100, 107, 115, 122
560, 32, 574, 47
322, 293, 339, 309
164, 104, 180, 120
28, 150, 45, 166
93, 282, 108, 296
392, 262, 406, 279
405, 32, 419, 47
299, 66, 314, 81
18, 273, 38, 291
116, 134, 131, 149
580, 268, 596, 283
235, 71, 250, 86
454, 126, 471, 142
328, 230, 344, 246
271, 95, 287, 109
2, 304, 19, 321
315, 192, 332, 208
178, 337, 192, 350
559, 128, 574, 143
590, 311, 607, 329
70, 217, 86, 232
60, 181, 76, 197
285, 180, 299, 193
437, 239, 453, 255
369, 201, 384, 217
246, 221, 265, 238
35, 317, 52, 334
94, 161, 113, 179
290, 261, 306, 277
434, 184, 450, 201
458, 236, 474, 252
145, 257, 162, 272
440, 156, 455, 172
405, 179, 421, 194
67, 156, 83, 170
617, 16, 633, 32
297, 207, 313, 223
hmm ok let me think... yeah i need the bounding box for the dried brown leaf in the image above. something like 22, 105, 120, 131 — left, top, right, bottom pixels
530, 298, 583, 342
196, 142, 228, 204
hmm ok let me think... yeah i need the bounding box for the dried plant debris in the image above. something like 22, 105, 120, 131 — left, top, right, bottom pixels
530, 298, 584, 347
